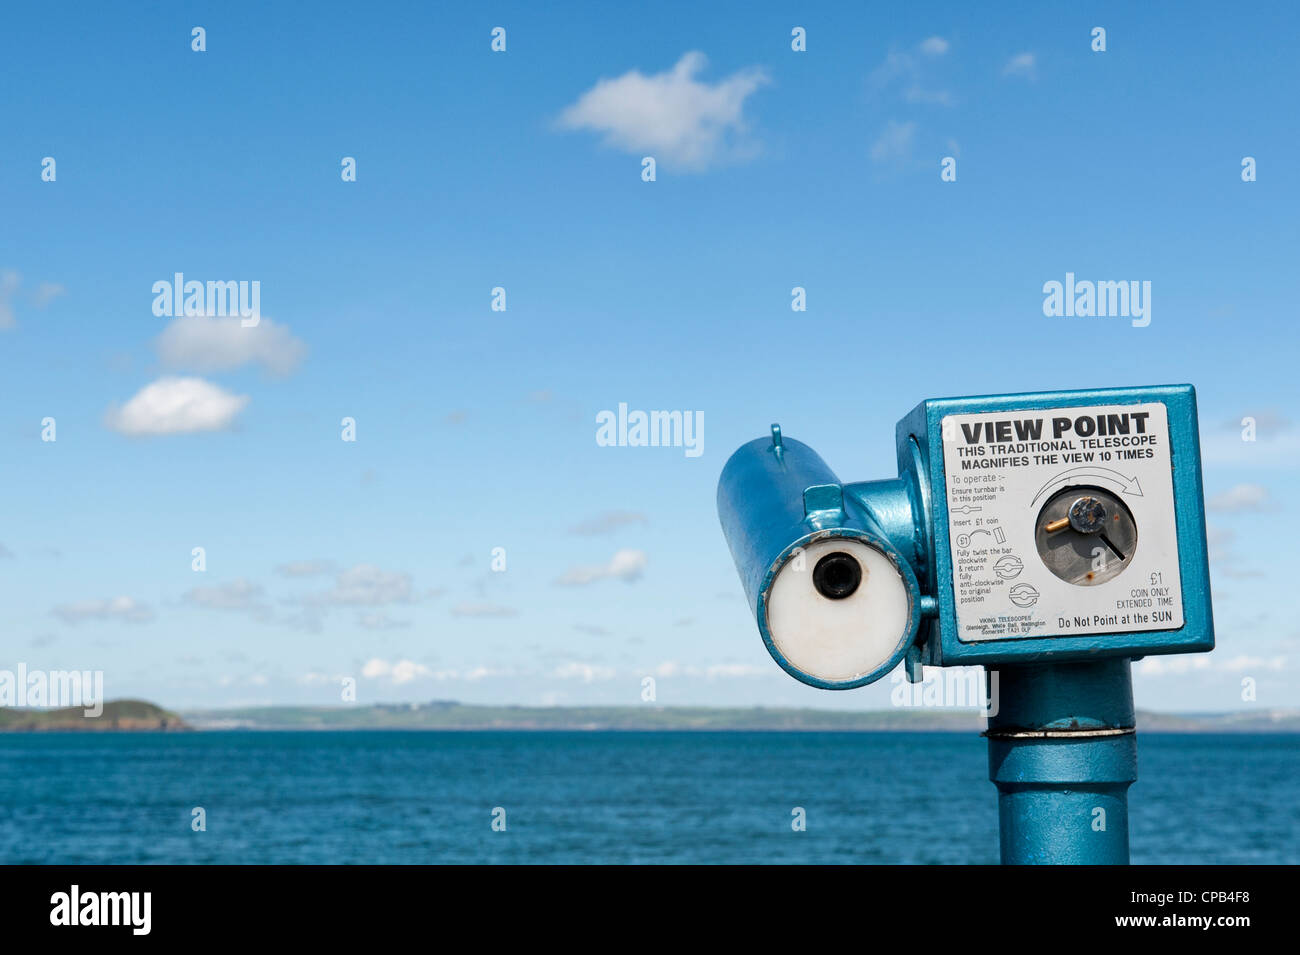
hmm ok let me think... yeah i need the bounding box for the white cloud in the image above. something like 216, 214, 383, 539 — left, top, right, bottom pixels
870, 120, 917, 162
1206, 524, 1262, 580
33, 282, 66, 307
156, 315, 306, 376
869, 44, 953, 106
1135, 655, 1213, 677
361, 658, 431, 685
1201, 428, 1300, 469
1218, 654, 1286, 672
275, 560, 337, 577
553, 662, 617, 683
352, 662, 495, 683
1207, 483, 1272, 512
1003, 52, 1036, 80
557, 51, 769, 170
904, 87, 954, 106
357, 612, 410, 630
704, 663, 767, 679
299, 671, 342, 686
652, 660, 767, 679
1207, 524, 1235, 563
450, 602, 518, 618
869, 51, 913, 88
555, 548, 647, 586
53, 595, 154, 625
390, 660, 430, 684
570, 511, 648, 536
304, 564, 413, 607
216, 673, 271, 689
105, 377, 249, 436
1136, 654, 1284, 676
1202, 412, 1299, 469
1, 272, 67, 330
183, 579, 269, 614
0, 270, 21, 329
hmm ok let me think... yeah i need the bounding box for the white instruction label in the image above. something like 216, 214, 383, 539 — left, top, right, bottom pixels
940, 402, 1183, 642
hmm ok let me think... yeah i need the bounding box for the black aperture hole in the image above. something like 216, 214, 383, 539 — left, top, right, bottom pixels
812, 551, 861, 600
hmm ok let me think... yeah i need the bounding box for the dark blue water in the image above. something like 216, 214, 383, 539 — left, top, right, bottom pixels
1, 732, 1295, 864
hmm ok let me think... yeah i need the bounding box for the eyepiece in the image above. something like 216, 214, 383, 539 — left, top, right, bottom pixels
812, 551, 862, 600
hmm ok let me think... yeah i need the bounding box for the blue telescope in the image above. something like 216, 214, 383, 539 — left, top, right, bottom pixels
717, 385, 1215, 864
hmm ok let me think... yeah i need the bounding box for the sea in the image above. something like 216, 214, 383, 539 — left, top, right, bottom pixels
1, 731, 1295, 864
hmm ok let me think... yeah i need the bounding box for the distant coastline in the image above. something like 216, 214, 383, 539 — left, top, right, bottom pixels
178, 702, 1300, 732
4, 699, 1299, 733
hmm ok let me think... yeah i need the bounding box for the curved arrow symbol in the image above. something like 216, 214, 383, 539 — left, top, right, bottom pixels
1008, 583, 1040, 608
1030, 466, 1143, 506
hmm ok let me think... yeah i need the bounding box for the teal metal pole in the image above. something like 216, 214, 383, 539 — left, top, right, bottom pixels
986, 659, 1137, 864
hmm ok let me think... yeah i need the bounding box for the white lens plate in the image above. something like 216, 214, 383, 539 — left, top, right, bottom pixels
766, 538, 911, 684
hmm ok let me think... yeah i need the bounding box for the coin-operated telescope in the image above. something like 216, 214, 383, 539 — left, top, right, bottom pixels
717, 385, 1214, 864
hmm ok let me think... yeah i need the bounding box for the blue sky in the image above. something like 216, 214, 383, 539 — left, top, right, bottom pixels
1, 2, 1296, 712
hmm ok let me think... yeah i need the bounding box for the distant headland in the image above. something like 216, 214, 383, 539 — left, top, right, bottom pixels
3, 699, 1298, 733
0, 699, 188, 731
